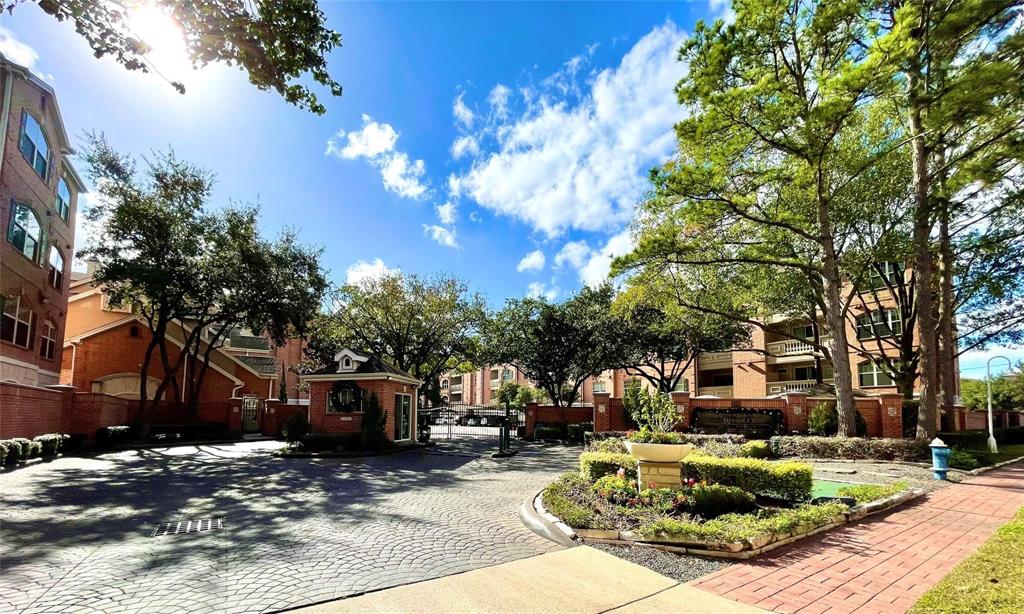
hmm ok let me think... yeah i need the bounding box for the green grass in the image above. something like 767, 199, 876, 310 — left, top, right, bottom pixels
910, 506, 1024, 614
812, 480, 853, 498
836, 481, 909, 504
971, 444, 1024, 465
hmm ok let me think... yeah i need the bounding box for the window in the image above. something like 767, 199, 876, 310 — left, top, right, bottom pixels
859, 362, 894, 387
343, 357, 351, 368
40, 321, 56, 360
593, 380, 607, 393
674, 378, 689, 392
856, 309, 902, 339
794, 366, 818, 381
501, 368, 513, 382
18, 112, 49, 179
48, 246, 64, 290
129, 324, 141, 338
441, 379, 449, 389
7, 202, 42, 261
867, 261, 904, 290
394, 394, 412, 441
101, 292, 132, 313
1, 295, 34, 348
791, 324, 815, 340
56, 178, 71, 222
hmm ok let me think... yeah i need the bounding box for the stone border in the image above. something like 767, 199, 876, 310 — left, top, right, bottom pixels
529, 487, 926, 560
966, 454, 1024, 476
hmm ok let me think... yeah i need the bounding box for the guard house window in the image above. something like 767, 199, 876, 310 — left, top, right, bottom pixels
19, 112, 49, 179
1, 295, 34, 348
48, 246, 64, 290
856, 309, 902, 340
40, 321, 56, 360
7, 202, 42, 261
56, 178, 71, 222
858, 362, 894, 387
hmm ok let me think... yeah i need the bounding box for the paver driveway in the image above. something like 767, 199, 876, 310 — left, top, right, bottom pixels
0, 439, 577, 613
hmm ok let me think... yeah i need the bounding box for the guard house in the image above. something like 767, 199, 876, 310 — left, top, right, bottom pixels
302, 349, 420, 443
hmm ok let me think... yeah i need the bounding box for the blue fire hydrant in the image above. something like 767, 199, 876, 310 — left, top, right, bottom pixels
930, 438, 950, 481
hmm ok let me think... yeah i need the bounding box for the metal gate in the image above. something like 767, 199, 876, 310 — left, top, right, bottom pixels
241, 397, 262, 432
419, 402, 525, 440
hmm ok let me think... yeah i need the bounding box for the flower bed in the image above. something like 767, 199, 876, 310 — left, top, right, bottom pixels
537, 438, 923, 558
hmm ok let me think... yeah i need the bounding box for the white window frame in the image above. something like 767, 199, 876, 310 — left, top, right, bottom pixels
40, 320, 56, 360
857, 308, 902, 340
1, 295, 34, 349
593, 380, 607, 393
56, 178, 71, 222
393, 393, 413, 441
7, 201, 42, 262
858, 362, 894, 388
19, 111, 50, 180
326, 387, 363, 414
48, 246, 64, 290
867, 261, 904, 290
102, 292, 133, 313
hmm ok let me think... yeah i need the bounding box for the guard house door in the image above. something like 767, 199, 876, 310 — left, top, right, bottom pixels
242, 397, 262, 432
394, 394, 412, 441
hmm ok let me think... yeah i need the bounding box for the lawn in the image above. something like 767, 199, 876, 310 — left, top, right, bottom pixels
910, 506, 1024, 614
973, 443, 1024, 465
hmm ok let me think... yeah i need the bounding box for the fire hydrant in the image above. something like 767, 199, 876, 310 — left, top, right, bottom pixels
930, 437, 951, 481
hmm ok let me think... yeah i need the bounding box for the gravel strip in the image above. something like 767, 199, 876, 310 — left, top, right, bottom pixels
588, 542, 732, 583
803, 459, 962, 491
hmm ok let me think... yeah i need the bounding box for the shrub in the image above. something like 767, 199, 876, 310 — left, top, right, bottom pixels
836, 481, 910, 504
740, 440, 772, 459
808, 402, 867, 437
639, 502, 847, 543
586, 436, 627, 454
770, 436, 929, 461
566, 422, 593, 444
300, 433, 341, 452
97, 426, 131, 446
938, 427, 1024, 449
592, 475, 638, 503
34, 434, 64, 457
360, 392, 389, 451
282, 412, 312, 443
579, 451, 637, 481
26, 441, 43, 459
682, 433, 747, 446
687, 484, 757, 518
0, 441, 8, 466
542, 472, 602, 528
699, 441, 744, 457
1, 440, 22, 465
9, 438, 31, 459
627, 427, 683, 444
681, 455, 813, 502
949, 448, 980, 470
534, 425, 562, 440
625, 386, 679, 433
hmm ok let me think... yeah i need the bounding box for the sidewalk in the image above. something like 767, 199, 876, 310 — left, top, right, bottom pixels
291, 546, 764, 614
693, 462, 1024, 613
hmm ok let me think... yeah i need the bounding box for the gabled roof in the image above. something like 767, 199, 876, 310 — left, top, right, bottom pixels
304, 349, 420, 386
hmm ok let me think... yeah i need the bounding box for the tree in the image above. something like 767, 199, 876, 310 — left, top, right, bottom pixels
616, 0, 901, 436
960, 373, 1024, 414
481, 285, 616, 409
309, 272, 486, 390
79, 134, 327, 433
278, 363, 289, 404
610, 283, 749, 393
495, 381, 521, 410
18, 0, 342, 113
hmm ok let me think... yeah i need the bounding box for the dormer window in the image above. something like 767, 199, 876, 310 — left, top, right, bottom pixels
343, 357, 351, 368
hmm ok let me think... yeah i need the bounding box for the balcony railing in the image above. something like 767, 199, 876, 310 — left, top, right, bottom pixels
699, 351, 732, 367
766, 337, 830, 357
449, 384, 462, 393
697, 385, 732, 397
766, 378, 833, 394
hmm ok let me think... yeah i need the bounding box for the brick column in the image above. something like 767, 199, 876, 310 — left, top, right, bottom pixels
878, 393, 904, 439
525, 401, 538, 439
785, 392, 809, 433
670, 390, 690, 429
638, 461, 682, 489
262, 399, 281, 435
592, 392, 611, 433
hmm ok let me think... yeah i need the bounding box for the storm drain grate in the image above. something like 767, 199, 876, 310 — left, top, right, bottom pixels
151, 518, 223, 537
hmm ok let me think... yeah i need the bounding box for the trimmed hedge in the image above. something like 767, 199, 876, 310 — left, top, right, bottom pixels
97, 425, 132, 446
534, 425, 562, 440
0, 441, 9, 465
34, 433, 67, 457
566, 422, 594, 444
586, 437, 627, 454
579, 451, 637, 481
681, 454, 813, 502
683, 433, 747, 446
740, 440, 773, 459
937, 427, 1024, 449
770, 436, 929, 461
8, 438, 31, 461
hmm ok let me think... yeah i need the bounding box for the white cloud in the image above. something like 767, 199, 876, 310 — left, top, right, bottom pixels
488, 84, 511, 120
0, 26, 39, 69
436, 202, 457, 225
451, 135, 480, 159
469, 211, 481, 222
708, 0, 737, 24
447, 173, 463, 199
423, 224, 459, 248
452, 21, 687, 238
453, 92, 474, 129
516, 249, 546, 273
527, 281, 559, 301
554, 240, 590, 270
346, 258, 398, 286
326, 114, 428, 199
579, 229, 634, 287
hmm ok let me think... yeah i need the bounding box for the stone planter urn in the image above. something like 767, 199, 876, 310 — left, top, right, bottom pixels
624, 441, 694, 463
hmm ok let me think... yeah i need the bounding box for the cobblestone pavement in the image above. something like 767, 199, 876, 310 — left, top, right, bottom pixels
0, 439, 578, 613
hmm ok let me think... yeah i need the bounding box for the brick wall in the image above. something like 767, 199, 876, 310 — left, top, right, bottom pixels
0, 382, 66, 437
308, 379, 417, 440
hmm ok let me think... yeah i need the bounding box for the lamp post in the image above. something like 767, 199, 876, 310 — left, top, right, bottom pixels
985, 356, 1011, 454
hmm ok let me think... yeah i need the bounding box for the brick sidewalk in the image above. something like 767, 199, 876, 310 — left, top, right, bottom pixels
692, 462, 1024, 614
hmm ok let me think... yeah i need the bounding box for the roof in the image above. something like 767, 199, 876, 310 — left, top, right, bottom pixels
304, 350, 421, 386
236, 355, 279, 376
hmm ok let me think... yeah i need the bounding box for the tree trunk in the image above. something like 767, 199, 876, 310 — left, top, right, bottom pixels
908, 64, 939, 439
937, 174, 957, 432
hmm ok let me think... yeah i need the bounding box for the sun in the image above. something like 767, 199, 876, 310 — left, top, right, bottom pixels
125, 3, 194, 83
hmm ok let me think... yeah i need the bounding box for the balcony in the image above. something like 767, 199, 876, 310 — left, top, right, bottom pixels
766, 378, 833, 394
450, 384, 462, 393
765, 337, 830, 364
696, 385, 732, 398
699, 351, 732, 369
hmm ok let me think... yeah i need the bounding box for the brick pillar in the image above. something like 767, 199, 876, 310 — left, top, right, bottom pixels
878, 393, 903, 439
262, 399, 281, 435
785, 392, 809, 433
46, 384, 78, 434
670, 390, 691, 429
592, 392, 611, 433
228, 398, 243, 432
638, 461, 682, 489
525, 401, 538, 439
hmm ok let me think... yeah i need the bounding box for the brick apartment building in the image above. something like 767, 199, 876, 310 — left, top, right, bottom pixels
445, 262, 950, 406
0, 53, 86, 386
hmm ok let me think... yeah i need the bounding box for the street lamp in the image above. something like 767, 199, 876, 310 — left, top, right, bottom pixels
985, 355, 1012, 454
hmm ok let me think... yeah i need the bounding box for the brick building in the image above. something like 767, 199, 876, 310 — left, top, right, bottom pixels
1, 52, 86, 386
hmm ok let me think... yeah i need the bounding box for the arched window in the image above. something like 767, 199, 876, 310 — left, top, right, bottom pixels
48, 246, 64, 290
18, 112, 49, 179
7, 202, 42, 261
56, 178, 71, 222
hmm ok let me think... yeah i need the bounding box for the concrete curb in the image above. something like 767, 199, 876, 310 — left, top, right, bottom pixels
274, 443, 425, 459
519, 491, 577, 547
967, 454, 1024, 476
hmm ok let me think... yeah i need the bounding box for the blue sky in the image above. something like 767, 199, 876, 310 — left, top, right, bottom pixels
1, 1, 1018, 377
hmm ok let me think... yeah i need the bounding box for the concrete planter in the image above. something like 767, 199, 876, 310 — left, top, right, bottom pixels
624, 441, 694, 463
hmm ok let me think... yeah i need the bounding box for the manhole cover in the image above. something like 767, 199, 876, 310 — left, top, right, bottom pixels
151, 518, 223, 537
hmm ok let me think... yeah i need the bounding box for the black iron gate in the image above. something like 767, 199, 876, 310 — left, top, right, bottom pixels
419, 402, 525, 440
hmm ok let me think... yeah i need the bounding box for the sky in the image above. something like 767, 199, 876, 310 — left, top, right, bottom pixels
1, 1, 1019, 378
